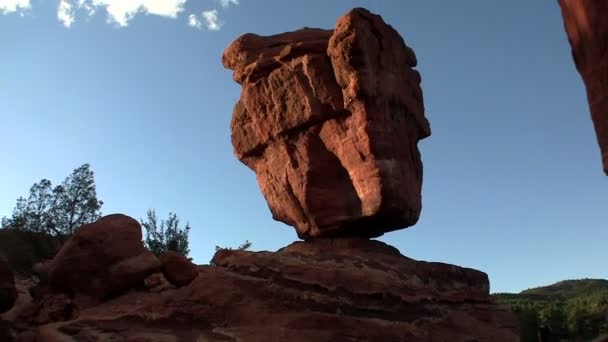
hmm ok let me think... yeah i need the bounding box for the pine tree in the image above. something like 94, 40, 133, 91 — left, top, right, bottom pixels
51, 164, 103, 235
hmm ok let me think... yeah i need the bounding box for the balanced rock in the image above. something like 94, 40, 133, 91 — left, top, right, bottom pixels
47, 214, 161, 301
159, 251, 198, 287
0, 256, 17, 314
224, 8, 431, 239
559, 0, 608, 175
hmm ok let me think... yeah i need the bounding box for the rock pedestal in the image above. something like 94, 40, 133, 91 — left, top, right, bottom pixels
224, 8, 431, 239
21, 239, 519, 342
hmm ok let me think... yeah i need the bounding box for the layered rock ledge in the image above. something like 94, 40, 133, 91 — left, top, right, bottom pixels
6, 235, 517, 341
224, 8, 431, 239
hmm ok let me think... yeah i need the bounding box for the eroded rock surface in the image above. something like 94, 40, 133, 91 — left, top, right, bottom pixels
17, 239, 517, 342
47, 214, 161, 302
559, 0, 608, 175
224, 8, 431, 239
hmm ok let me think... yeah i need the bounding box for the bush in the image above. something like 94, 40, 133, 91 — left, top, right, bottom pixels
141, 209, 191, 257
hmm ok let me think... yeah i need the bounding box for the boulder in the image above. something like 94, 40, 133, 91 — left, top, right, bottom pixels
0, 256, 17, 314
558, 0, 608, 175
159, 251, 198, 287
143, 273, 174, 293
47, 214, 161, 301
224, 8, 430, 239
30, 239, 518, 341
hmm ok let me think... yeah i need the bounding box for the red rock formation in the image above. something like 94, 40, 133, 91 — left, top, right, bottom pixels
224, 8, 430, 239
0, 257, 17, 314
47, 214, 161, 302
14, 238, 517, 341
558, 0, 608, 175
159, 251, 198, 287
0, 7, 522, 340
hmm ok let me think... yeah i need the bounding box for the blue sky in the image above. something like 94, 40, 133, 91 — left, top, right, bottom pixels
1, 0, 606, 293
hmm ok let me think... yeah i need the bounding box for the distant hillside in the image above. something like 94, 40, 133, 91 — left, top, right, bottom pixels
521, 279, 608, 297
494, 279, 608, 342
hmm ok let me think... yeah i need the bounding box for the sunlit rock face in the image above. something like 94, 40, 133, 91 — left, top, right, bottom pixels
559, 0, 608, 175
223, 8, 431, 239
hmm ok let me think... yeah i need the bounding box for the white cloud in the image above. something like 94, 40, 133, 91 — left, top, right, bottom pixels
57, 0, 75, 27
3, 0, 239, 29
187, 13, 201, 29
90, 0, 187, 26
202, 9, 221, 30
0, 0, 30, 14
218, 0, 238, 8
79, 0, 96, 17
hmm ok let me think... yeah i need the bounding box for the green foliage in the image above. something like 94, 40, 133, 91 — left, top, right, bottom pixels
141, 209, 191, 257
214, 240, 252, 252
494, 279, 608, 341
2, 164, 103, 237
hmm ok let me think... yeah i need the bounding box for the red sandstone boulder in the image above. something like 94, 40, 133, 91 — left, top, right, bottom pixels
223, 8, 430, 239
0, 256, 17, 314
143, 272, 174, 293
27, 239, 518, 341
47, 214, 161, 301
559, 0, 608, 175
159, 251, 198, 287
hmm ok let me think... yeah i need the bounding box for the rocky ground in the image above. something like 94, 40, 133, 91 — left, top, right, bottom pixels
0, 215, 518, 341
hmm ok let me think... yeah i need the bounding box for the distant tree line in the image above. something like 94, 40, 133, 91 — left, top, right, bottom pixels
495, 280, 608, 341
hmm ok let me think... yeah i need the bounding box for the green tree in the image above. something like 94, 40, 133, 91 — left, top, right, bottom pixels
51, 164, 103, 235
141, 209, 191, 257
2, 164, 103, 237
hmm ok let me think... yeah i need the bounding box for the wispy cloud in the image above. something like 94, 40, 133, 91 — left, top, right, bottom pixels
201, 9, 221, 30
218, 0, 238, 9
1, 0, 239, 30
0, 0, 31, 14
187, 13, 201, 29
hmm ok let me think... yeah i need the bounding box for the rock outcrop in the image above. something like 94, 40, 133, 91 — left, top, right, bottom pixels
11, 238, 518, 341
0, 257, 17, 314
558, 0, 608, 175
159, 251, 198, 287
47, 214, 161, 302
224, 8, 430, 239
0, 7, 522, 341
